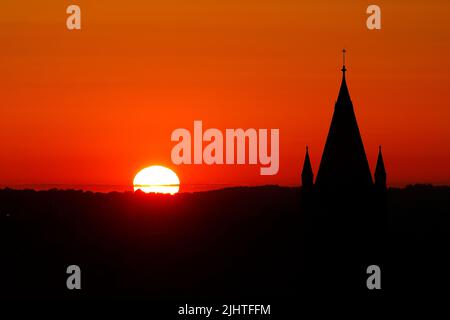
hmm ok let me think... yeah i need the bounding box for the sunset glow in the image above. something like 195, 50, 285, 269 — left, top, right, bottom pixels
133, 166, 180, 194
1, 1, 450, 189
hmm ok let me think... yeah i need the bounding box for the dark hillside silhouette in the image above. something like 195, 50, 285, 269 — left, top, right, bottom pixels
1, 185, 449, 304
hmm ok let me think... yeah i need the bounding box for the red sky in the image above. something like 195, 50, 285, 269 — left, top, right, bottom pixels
1, 0, 449, 190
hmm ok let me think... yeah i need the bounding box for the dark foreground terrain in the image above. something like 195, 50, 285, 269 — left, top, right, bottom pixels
1, 185, 449, 310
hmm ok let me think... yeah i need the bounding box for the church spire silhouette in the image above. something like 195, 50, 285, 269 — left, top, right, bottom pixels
374, 146, 387, 190
301, 146, 313, 190
315, 49, 373, 192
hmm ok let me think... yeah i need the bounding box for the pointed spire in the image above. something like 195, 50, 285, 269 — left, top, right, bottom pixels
375, 145, 387, 190
302, 146, 314, 189
315, 50, 373, 192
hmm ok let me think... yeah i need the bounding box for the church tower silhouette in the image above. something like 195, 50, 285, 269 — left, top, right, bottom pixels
301, 50, 381, 193
300, 52, 388, 293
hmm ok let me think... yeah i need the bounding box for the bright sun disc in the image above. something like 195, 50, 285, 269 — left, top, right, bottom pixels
133, 165, 180, 194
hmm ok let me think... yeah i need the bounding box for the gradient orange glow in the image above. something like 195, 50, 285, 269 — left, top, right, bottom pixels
1, 0, 449, 190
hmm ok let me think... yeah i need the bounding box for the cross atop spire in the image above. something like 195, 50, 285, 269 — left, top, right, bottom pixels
337, 48, 351, 105
341, 48, 347, 73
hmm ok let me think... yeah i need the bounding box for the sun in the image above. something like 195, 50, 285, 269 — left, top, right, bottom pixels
133, 165, 180, 194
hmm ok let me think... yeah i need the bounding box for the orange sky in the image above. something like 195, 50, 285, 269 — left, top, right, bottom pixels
1, 0, 449, 190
